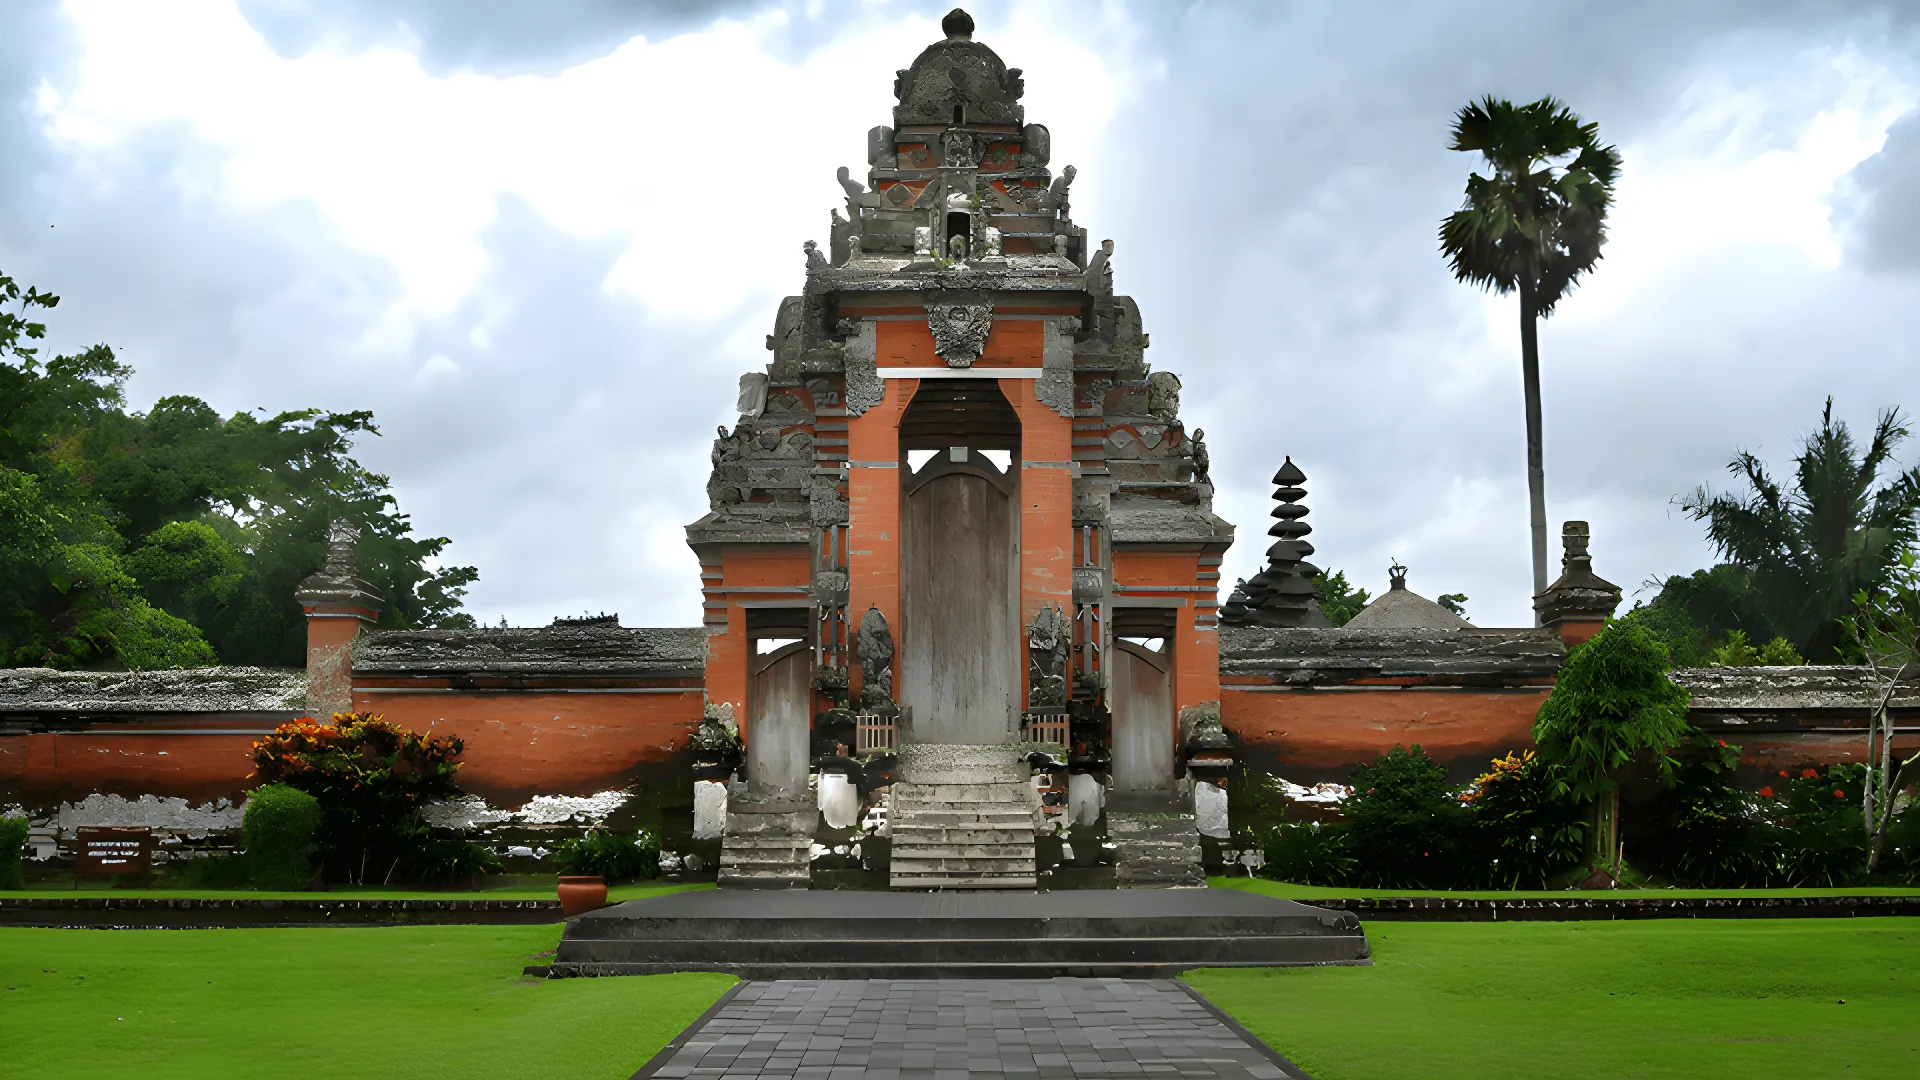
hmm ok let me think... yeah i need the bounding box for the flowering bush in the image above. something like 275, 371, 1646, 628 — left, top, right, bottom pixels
1460, 750, 1586, 889
249, 712, 466, 884
1341, 745, 1470, 889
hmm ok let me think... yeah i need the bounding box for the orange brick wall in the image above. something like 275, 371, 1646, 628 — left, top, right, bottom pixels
1221, 685, 1551, 782
703, 547, 812, 718
0, 725, 274, 808
351, 688, 705, 805
1112, 551, 1221, 711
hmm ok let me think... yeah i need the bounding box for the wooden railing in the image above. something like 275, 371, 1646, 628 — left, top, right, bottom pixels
854, 711, 898, 753
1020, 709, 1071, 748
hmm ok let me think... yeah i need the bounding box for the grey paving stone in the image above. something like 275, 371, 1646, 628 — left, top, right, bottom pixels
635, 979, 1307, 1079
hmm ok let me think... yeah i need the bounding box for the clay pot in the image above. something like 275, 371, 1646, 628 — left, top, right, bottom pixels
556, 875, 608, 916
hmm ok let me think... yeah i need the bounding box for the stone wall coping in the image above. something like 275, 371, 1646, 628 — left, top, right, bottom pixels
353, 625, 707, 678
0, 667, 307, 715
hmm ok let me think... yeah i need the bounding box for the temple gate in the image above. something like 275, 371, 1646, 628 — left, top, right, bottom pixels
690, 9, 1231, 888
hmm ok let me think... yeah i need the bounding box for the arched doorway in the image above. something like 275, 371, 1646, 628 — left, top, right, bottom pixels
1109, 609, 1176, 793
898, 380, 1021, 745
747, 637, 812, 798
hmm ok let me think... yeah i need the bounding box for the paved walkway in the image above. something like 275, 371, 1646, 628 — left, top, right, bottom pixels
639, 978, 1308, 1080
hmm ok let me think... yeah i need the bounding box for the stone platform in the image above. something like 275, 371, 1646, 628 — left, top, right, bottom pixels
534, 887, 1369, 979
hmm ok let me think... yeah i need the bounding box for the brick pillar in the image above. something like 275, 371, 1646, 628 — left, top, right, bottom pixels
293, 519, 383, 717
846, 378, 910, 703
1010, 378, 1075, 704
1534, 520, 1622, 648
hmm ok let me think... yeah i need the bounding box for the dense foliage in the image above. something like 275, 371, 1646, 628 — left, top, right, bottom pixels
1460, 750, 1586, 889
1, 271, 477, 670
554, 829, 662, 883
241, 783, 323, 890
249, 712, 467, 884
1312, 570, 1370, 626
0, 815, 27, 889
1341, 745, 1470, 888
1679, 399, 1920, 661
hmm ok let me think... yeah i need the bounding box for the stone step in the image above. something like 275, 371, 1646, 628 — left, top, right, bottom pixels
724, 810, 818, 836
890, 827, 1035, 846
882, 876, 1039, 890
891, 782, 1035, 804
887, 843, 1036, 860
890, 810, 1035, 828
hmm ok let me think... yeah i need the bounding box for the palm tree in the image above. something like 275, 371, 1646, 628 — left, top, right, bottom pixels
1682, 399, 1920, 660
1441, 97, 1621, 611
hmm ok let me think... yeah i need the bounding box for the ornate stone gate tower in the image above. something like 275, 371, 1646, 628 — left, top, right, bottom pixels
691, 10, 1230, 888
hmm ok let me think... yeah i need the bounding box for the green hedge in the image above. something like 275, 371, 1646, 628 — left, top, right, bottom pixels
243, 784, 322, 890
0, 817, 27, 889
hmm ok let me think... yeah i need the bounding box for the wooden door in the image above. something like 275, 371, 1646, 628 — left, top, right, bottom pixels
901, 456, 1017, 744
1109, 638, 1174, 792
748, 640, 812, 797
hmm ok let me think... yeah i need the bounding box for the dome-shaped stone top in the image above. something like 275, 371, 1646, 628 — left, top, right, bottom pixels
892, 8, 1025, 126
1344, 564, 1473, 630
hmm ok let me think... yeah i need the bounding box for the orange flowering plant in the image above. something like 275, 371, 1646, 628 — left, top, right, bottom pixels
249, 712, 466, 884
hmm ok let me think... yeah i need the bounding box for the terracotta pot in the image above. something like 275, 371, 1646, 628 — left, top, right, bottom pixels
556, 875, 608, 916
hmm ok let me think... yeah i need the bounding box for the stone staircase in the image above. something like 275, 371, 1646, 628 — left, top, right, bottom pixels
888, 744, 1038, 889
718, 792, 817, 889
1108, 795, 1205, 887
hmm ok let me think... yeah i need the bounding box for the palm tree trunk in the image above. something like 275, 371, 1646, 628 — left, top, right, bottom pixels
1519, 278, 1549, 614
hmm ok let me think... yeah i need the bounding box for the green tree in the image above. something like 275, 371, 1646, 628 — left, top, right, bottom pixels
1682, 399, 1920, 661
1, 271, 478, 669
1844, 550, 1920, 873
1533, 620, 1692, 875
1312, 569, 1370, 626
1441, 97, 1620, 605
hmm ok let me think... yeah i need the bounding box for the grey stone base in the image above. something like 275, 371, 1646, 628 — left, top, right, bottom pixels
719, 796, 817, 889
1109, 811, 1205, 887
888, 745, 1039, 890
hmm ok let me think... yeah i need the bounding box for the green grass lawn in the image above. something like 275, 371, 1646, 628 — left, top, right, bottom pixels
1188, 918, 1920, 1080
1211, 875, 1920, 900
4, 881, 715, 903
0, 923, 733, 1080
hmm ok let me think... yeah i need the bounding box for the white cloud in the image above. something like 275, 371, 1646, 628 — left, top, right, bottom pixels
39, 0, 1124, 340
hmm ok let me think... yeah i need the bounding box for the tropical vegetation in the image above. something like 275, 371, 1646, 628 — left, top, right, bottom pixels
1, 271, 477, 671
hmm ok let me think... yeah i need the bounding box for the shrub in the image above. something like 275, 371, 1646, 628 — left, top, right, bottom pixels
402, 838, 503, 884
249, 712, 465, 884
243, 784, 322, 890
1461, 751, 1586, 889
1883, 801, 1920, 884
169, 852, 251, 889
1258, 821, 1354, 886
0, 816, 28, 890
1646, 737, 1779, 887
553, 829, 661, 883
1342, 745, 1469, 889
1775, 764, 1868, 886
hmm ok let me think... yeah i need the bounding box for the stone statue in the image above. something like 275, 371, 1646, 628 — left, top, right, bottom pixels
1027, 603, 1071, 708
1189, 427, 1211, 484
856, 606, 895, 708
804, 239, 829, 272
324, 518, 361, 574
1041, 164, 1076, 210
1146, 371, 1181, 423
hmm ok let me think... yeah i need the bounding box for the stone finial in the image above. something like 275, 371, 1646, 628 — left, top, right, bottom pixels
1219, 457, 1332, 628
1534, 520, 1622, 644
942, 8, 974, 41
296, 519, 383, 612
1387, 560, 1408, 590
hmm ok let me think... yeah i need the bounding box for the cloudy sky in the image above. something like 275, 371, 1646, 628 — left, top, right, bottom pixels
3, 0, 1916, 629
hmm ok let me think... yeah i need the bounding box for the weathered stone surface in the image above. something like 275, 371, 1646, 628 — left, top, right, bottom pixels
0, 667, 307, 715
1674, 665, 1917, 712
1107, 494, 1234, 545
353, 625, 705, 679
1218, 627, 1565, 685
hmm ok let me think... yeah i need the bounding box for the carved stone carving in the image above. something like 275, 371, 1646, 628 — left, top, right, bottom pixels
926, 295, 993, 368
1020, 123, 1050, 168
1189, 427, 1211, 484
1027, 603, 1071, 708
811, 569, 849, 607
1146, 371, 1182, 423
856, 606, 895, 708
809, 473, 849, 526
942, 129, 978, 167
842, 321, 882, 416
1036, 316, 1079, 418
867, 124, 897, 168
